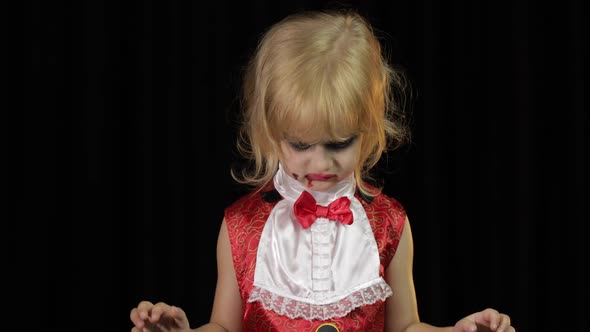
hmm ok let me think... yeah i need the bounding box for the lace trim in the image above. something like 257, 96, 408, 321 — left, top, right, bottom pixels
247, 280, 393, 321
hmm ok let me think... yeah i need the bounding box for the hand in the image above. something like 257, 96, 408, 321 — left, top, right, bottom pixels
453, 308, 515, 332
130, 301, 191, 332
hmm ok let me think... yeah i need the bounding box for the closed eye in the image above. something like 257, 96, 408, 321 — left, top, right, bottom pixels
288, 141, 313, 151
324, 136, 357, 151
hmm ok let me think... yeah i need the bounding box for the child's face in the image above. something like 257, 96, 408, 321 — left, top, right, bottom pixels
279, 134, 361, 191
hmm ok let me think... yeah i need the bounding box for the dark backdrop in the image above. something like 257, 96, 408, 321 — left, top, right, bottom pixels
24, 1, 586, 331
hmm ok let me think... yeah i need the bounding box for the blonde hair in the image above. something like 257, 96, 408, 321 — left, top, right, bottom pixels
233, 9, 409, 196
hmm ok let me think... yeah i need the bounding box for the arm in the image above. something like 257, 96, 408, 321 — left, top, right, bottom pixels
384, 217, 449, 332
384, 217, 514, 332
196, 218, 243, 331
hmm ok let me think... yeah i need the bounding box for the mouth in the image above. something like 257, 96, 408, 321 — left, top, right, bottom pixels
305, 174, 336, 181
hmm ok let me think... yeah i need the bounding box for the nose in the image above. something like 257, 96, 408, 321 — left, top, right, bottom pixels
311, 145, 334, 171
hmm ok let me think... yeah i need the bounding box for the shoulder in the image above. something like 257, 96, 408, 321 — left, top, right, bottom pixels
224, 185, 282, 226
357, 183, 408, 247
357, 183, 407, 223
358, 184, 408, 270
371, 192, 407, 220
223, 185, 281, 277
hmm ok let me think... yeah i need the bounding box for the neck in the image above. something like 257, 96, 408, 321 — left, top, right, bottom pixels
273, 164, 356, 205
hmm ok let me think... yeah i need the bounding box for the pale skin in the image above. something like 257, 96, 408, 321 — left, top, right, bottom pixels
130, 135, 515, 332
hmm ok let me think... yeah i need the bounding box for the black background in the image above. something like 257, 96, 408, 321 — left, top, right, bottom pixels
24, 1, 586, 331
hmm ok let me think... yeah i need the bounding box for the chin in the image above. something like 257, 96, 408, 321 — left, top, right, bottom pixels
305, 181, 337, 192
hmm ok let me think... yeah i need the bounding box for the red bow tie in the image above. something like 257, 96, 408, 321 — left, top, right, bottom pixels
293, 191, 354, 229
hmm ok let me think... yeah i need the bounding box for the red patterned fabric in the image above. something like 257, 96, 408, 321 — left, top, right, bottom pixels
224, 186, 406, 332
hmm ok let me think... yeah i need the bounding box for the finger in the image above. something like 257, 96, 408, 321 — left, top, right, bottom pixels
497, 314, 512, 332
171, 306, 188, 323
137, 300, 155, 311
169, 305, 190, 327
150, 302, 173, 322
475, 308, 500, 329
137, 301, 154, 320
488, 313, 500, 330
141, 320, 160, 332
455, 318, 477, 332
129, 308, 145, 328
131, 326, 149, 332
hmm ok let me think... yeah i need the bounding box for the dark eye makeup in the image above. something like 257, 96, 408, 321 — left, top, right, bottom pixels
289, 142, 313, 151
324, 136, 357, 151
287, 135, 357, 152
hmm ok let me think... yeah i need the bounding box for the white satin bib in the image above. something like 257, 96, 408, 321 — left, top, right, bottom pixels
248, 165, 392, 320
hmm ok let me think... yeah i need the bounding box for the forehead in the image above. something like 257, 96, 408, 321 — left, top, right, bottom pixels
283, 127, 358, 143
277, 108, 360, 143
268, 78, 365, 144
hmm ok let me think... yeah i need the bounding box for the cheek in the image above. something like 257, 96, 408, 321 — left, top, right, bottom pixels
281, 153, 304, 172
280, 158, 302, 181
338, 146, 361, 169
279, 144, 302, 175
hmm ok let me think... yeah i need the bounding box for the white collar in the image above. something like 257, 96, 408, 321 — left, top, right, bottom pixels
247, 164, 392, 320
273, 163, 356, 204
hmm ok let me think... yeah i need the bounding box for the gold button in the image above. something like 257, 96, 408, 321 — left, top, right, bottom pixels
316, 323, 339, 332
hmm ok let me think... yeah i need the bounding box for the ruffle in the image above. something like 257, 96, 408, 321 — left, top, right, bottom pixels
247, 280, 393, 321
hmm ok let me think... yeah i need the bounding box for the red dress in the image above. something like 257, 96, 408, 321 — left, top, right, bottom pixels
224, 186, 406, 332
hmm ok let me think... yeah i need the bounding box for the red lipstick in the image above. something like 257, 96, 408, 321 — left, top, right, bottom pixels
305, 174, 336, 181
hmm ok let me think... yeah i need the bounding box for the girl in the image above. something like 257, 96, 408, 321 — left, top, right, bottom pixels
130, 9, 515, 332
